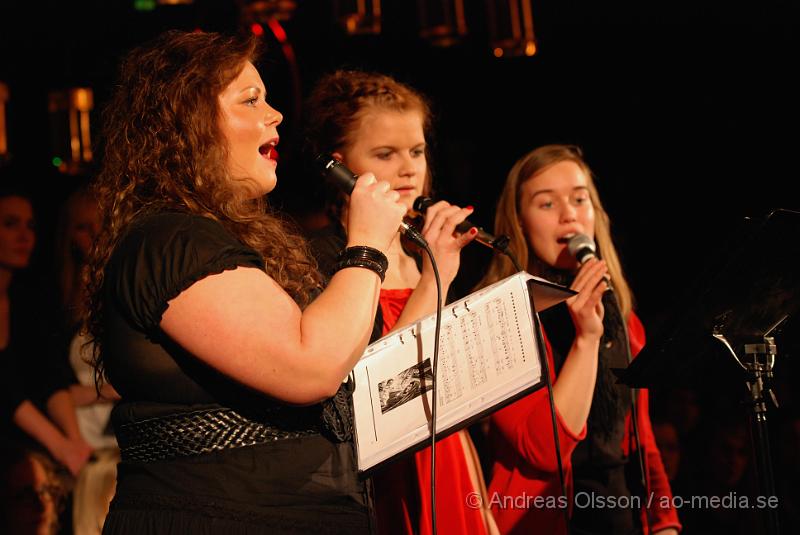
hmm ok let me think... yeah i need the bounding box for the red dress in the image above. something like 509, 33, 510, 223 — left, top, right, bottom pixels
488, 313, 682, 534
373, 288, 496, 535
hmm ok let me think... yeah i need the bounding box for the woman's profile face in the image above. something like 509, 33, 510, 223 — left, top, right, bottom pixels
70, 197, 100, 260
517, 160, 595, 270
2, 455, 57, 535
217, 61, 282, 198
0, 195, 35, 271
337, 108, 427, 213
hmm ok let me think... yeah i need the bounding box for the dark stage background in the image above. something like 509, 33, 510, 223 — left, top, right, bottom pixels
2, 2, 800, 532
2, 1, 798, 327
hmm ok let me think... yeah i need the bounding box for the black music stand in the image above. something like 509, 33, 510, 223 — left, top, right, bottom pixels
616, 208, 800, 535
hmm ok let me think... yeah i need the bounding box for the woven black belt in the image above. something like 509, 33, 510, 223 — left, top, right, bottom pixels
116, 407, 320, 463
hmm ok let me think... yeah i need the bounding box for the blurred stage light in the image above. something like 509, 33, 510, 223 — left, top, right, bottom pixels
0, 82, 8, 163
239, 0, 297, 23
48, 88, 94, 175
487, 0, 537, 57
418, 0, 467, 47
133, 0, 156, 11
334, 0, 381, 35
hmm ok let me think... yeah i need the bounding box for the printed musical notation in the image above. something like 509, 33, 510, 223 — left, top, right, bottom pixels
350, 272, 574, 472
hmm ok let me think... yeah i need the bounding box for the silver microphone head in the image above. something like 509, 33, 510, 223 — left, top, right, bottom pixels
567, 234, 597, 264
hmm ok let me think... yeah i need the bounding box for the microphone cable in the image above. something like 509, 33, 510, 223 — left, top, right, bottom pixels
418, 216, 514, 535
424, 221, 569, 533
418, 239, 443, 535
533, 310, 570, 529
505, 248, 570, 530
611, 289, 653, 534
567, 233, 651, 532
315, 155, 445, 532
531, 280, 569, 531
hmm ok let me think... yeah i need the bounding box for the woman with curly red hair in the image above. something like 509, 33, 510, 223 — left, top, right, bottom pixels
87, 31, 407, 534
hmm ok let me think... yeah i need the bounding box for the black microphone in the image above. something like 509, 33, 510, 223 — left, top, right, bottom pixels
413, 196, 510, 252
566, 233, 597, 264
567, 233, 612, 288
315, 155, 427, 248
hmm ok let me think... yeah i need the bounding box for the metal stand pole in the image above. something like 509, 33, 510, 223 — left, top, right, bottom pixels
743, 338, 779, 535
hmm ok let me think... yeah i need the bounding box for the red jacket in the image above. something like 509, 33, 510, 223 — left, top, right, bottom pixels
488, 313, 681, 534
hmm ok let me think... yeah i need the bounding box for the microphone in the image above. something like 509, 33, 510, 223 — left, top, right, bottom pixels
566, 233, 597, 264
315, 155, 427, 248
413, 196, 510, 253
567, 233, 612, 288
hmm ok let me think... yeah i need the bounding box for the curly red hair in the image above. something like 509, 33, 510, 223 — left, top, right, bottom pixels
86, 30, 322, 381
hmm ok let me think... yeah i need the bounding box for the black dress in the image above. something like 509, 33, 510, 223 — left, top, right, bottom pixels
100, 212, 372, 534
1, 280, 73, 450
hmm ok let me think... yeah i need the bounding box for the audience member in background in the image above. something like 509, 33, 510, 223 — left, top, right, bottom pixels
776, 411, 800, 534
1, 443, 66, 535
0, 180, 92, 478
678, 416, 756, 534
54, 183, 120, 535
651, 421, 681, 484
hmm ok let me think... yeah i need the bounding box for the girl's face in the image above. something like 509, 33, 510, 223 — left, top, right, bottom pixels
3, 456, 57, 535
518, 160, 595, 270
336, 108, 427, 212
0, 195, 35, 271
70, 197, 100, 260
217, 61, 282, 198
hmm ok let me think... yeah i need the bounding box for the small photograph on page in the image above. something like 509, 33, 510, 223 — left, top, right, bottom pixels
378, 359, 433, 414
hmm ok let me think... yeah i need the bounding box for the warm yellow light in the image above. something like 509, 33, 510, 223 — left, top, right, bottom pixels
338, 0, 381, 35
49, 87, 94, 173
71, 88, 93, 111
0, 82, 7, 157
418, 0, 467, 46
488, 0, 537, 58
346, 15, 358, 33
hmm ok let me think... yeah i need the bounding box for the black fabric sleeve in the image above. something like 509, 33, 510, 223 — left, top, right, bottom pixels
0, 283, 72, 419
106, 212, 265, 334
0, 354, 27, 422
307, 221, 347, 278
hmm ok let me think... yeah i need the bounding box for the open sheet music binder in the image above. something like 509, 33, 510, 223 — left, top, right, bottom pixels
351, 271, 574, 473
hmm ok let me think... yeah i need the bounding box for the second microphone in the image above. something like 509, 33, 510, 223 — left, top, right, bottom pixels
315, 155, 428, 248
413, 196, 509, 252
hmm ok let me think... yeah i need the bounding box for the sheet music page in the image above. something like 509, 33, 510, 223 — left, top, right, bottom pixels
352, 271, 551, 471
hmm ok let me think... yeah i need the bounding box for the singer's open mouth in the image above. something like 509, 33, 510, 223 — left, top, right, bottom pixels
259, 138, 279, 160
556, 233, 576, 244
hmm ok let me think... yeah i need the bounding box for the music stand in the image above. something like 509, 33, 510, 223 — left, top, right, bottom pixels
616, 208, 800, 535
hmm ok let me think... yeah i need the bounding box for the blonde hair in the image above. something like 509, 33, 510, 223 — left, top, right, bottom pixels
478, 144, 634, 319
